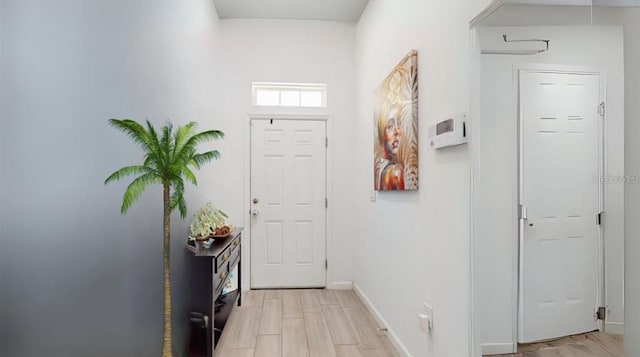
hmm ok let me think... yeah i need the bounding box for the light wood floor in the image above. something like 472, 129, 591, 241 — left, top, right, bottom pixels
486, 331, 624, 357
216, 289, 400, 357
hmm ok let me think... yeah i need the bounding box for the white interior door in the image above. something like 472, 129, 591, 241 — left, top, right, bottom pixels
250, 119, 327, 288
519, 71, 601, 343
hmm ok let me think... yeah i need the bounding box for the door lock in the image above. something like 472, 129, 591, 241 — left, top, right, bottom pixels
253, 198, 259, 204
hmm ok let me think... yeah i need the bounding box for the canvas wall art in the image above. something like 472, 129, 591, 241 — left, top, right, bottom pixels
373, 50, 419, 191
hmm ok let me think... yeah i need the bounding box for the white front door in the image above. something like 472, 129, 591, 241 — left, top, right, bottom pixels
519, 71, 601, 343
250, 119, 327, 288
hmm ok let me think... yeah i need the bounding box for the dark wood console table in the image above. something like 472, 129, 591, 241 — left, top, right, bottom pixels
186, 228, 242, 357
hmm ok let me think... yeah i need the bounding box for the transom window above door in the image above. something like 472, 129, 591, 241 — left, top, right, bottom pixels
252, 82, 327, 108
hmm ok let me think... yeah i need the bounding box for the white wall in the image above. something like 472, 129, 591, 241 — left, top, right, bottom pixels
354, 0, 492, 356
618, 8, 640, 356
0, 4, 358, 355
0, 0, 223, 355
0, 0, 3, 308
594, 7, 640, 355
474, 25, 625, 353
0, 1, 358, 354
483, 5, 594, 26
213, 19, 357, 288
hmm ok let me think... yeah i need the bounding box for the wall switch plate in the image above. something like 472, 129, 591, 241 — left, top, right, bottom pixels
370, 190, 377, 202
422, 303, 433, 333
419, 313, 431, 333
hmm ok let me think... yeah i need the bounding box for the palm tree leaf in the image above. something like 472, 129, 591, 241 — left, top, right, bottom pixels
173, 122, 198, 159
169, 178, 188, 218
121, 172, 161, 214
143, 153, 160, 168
144, 120, 164, 169
108, 119, 154, 153
160, 121, 174, 160
183, 167, 198, 186
169, 178, 184, 208
175, 130, 224, 164
177, 195, 187, 219
190, 150, 220, 169
104, 165, 155, 185
159, 122, 179, 176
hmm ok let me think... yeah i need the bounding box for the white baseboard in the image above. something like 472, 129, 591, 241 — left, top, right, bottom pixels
481, 343, 516, 355
605, 321, 624, 334
353, 283, 413, 357
328, 281, 353, 290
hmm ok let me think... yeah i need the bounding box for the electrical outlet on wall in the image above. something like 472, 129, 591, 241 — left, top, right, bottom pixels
370, 190, 377, 202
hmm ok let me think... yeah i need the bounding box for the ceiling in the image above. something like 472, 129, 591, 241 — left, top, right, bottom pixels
481, 1, 640, 26
213, 0, 370, 22
505, 0, 640, 5
506, 0, 591, 5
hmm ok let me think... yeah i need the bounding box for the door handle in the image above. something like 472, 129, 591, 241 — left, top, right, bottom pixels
250, 209, 259, 217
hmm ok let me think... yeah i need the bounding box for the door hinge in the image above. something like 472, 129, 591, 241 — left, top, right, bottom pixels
519, 204, 528, 220
325, 259, 328, 270
596, 212, 603, 225
325, 198, 328, 208
325, 137, 328, 148
595, 306, 607, 321
598, 102, 606, 118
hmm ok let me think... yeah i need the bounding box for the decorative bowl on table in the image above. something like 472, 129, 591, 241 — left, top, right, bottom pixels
211, 224, 234, 239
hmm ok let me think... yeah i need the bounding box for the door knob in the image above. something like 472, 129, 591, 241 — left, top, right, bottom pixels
251, 209, 259, 216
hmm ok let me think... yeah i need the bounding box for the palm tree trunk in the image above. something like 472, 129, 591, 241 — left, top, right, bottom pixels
162, 183, 173, 357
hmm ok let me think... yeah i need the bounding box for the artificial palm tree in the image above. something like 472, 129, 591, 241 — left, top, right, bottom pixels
105, 119, 223, 357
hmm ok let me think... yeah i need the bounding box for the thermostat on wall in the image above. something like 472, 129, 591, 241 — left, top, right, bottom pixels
427, 113, 468, 150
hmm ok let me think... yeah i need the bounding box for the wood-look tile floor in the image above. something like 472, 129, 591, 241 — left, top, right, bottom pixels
215, 289, 400, 357
485, 332, 624, 357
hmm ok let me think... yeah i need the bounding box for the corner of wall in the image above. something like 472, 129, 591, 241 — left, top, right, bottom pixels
353, 283, 413, 357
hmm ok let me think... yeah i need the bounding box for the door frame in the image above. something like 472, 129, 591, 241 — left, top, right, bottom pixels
515, 64, 607, 344
242, 113, 333, 291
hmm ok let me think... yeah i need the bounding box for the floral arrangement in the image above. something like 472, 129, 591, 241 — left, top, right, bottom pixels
188, 202, 228, 240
